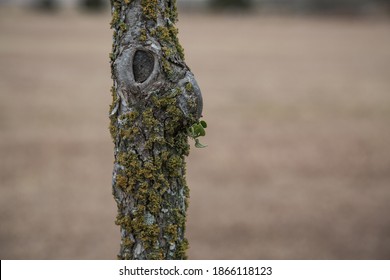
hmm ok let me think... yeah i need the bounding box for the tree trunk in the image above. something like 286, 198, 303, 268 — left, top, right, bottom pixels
109, 0, 203, 260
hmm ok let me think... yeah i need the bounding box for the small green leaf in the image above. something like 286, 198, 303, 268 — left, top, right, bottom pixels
193, 124, 205, 137
193, 124, 201, 135
198, 125, 206, 137
194, 139, 207, 148
187, 119, 208, 148
188, 126, 195, 138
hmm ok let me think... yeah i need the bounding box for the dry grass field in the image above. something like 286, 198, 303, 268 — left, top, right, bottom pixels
1, 8, 390, 259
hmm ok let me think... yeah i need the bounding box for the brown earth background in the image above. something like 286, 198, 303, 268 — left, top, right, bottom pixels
1, 8, 390, 259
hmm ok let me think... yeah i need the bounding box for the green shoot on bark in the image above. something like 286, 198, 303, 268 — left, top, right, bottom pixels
187, 120, 207, 148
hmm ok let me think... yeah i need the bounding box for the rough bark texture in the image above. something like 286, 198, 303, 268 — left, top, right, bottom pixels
109, 0, 203, 260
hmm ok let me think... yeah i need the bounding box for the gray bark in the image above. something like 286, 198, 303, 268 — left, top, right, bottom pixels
109, 0, 202, 260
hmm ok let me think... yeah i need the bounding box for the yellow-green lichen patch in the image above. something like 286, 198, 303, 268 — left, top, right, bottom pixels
165, 224, 178, 244
161, 46, 174, 58
119, 22, 127, 32
185, 82, 193, 92
109, 87, 119, 141
167, 155, 183, 177
135, 182, 149, 202
154, 25, 185, 61
122, 237, 134, 247
129, 205, 161, 253
139, 28, 147, 42
142, 108, 159, 128
167, 26, 185, 60
147, 190, 162, 215
115, 213, 132, 232
175, 238, 189, 259
128, 111, 140, 121
172, 208, 186, 228
116, 174, 128, 190
140, 161, 157, 180
110, 9, 120, 28
161, 57, 174, 78
157, 173, 169, 192
156, 26, 170, 41
141, 0, 159, 21
148, 250, 165, 260
145, 135, 165, 150
109, 122, 118, 143
164, 0, 178, 23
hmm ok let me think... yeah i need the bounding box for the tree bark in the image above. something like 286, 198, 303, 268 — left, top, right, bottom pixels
109, 0, 203, 260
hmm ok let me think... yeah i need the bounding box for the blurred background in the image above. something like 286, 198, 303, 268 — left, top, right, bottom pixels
1, 0, 390, 259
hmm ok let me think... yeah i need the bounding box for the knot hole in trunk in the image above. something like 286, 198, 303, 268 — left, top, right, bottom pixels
133, 50, 155, 83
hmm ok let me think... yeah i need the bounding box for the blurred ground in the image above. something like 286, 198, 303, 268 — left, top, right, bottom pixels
1, 8, 390, 259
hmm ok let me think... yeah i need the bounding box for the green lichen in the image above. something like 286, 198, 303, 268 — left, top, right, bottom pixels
115, 213, 132, 231
161, 46, 173, 57
142, 108, 159, 128
185, 82, 193, 92
161, 57, 174, 79
175, 238, 189, 259
110, 9, 120, 28
139, 28, 147, 42
154, 25, 185, 61
122, 237, 134, 247
167, 155, 183, 177
164, 0, 178, 23
173, 208, 186, 227
109, 87, 119, 142
119, 22, 127, 32
165, 224, 178, 243
156, 26, 170, 41
116, 174, 128, 190
141, 0, 159, 21
167, 26, 185, 60
147, 190, 162, 215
